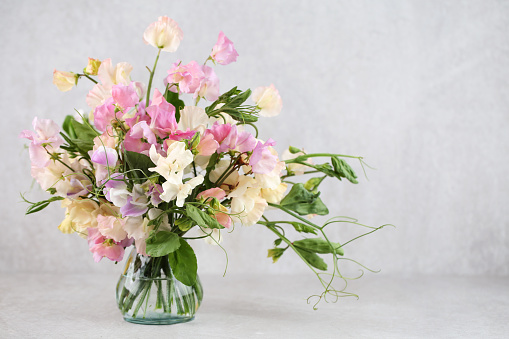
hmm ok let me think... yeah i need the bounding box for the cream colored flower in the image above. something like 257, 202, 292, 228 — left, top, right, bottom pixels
261, 183, 288, 204
53, 70, 77, 92
252, 84, 282, 117
143, 16, 183, 52
60, 198, 100, 237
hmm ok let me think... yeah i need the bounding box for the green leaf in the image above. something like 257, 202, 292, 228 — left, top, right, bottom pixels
185, 204, 224, 229
168, 238, 198, 286
124, 151, 155, 179
304, 176, 326, 192
267, 247, 286, 263
331, 157, 358, 184
62, 115, 77, 139
295, 248, 327, 271
25, 196, 64, 215
290, 222, 318, 235
71, 119, 98, 142
175, 217, 194, 232
145, 231, 181, 257
293, 237, 344, 256
164, 91, 185, 122
279, 183, 329, 215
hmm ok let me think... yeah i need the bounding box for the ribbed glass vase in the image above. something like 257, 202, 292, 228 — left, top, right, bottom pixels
116, 248, 203, 325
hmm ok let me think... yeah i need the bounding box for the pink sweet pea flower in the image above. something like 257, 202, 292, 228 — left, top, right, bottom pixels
19, 117, 64, 167
97, 214, 127, 242
205, 122, 237, 153
195, 65, 220, 101
210, 31, 239, 65
112, 83, 140, 110
93, 98, 123, 132
196, 133, 219, 156
165, 60, 203, 94
236, 130, 257, 153
197, 187, 227, 201
250, 139, 278, 174
147, 89, 178, 138
143, 16, 183, 52
87, 228, 133, 262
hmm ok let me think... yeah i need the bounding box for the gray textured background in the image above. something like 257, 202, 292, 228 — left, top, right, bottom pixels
2, 0, 508, 280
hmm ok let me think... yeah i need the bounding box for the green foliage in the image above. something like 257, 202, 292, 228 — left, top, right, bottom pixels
124, 151, 155, 180
168, 238, 198, 286
146, 231, 181, 257
59, 116, 98, 156
331, 156, 358, 184
279, 183, 329, 216
164, 90, 185, 122
267, 247, 286, 263
22, 195, 64, 215
175, 217, 194, 232
304, 176, 326, 192
293, 237, 344, 256
290, 222, 318, 235
185, 204, 224, 229
206, 87, 258, 123
295, 248, 327, 271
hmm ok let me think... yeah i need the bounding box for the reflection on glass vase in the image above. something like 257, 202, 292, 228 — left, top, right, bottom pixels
116, 248, 203, 325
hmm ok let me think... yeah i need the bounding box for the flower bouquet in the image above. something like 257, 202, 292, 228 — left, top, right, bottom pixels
20, 16, 388, 324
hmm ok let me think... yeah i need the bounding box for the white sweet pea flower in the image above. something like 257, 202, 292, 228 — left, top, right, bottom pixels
230, 187, 268, 226
160, 173, 204, 207
124, 216, 153, 256
177, 106, 210, 134
143, 16, 183, 52
149, 143, 193, 180
252, 84, 282, 117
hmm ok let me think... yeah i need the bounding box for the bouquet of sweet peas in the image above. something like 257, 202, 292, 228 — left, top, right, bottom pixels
20, 16, 386, 313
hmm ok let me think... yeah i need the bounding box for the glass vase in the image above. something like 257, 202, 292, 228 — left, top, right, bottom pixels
116, 248, 203, 325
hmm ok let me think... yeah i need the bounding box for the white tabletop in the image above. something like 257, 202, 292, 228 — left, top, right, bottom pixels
1, 273, 507, 338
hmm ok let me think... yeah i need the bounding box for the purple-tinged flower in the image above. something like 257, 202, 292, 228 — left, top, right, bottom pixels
250, 139, 278, 174
91, 147, 118, 167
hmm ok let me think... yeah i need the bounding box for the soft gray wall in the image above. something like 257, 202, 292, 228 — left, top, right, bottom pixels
2, 0, 508, 278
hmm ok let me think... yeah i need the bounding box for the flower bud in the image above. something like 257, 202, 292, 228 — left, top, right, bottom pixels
53, 70, 78, 92
84, 58, 101, 76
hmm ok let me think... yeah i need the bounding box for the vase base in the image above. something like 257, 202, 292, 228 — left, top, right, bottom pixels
123, 315, 195, 325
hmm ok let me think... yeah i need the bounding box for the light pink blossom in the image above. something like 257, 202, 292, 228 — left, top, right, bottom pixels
19, 117, 63, 167
197, 187, 227, 201
112, 83, 139, 110
147, 89, 178, 138
93, 98, 123, 132
165, 60, 203, 94
143, 16, 183, 52
87, 227, 132, 262
210, 31, 239, 65
250, 139, 278, 174
195, 65, 220, 101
